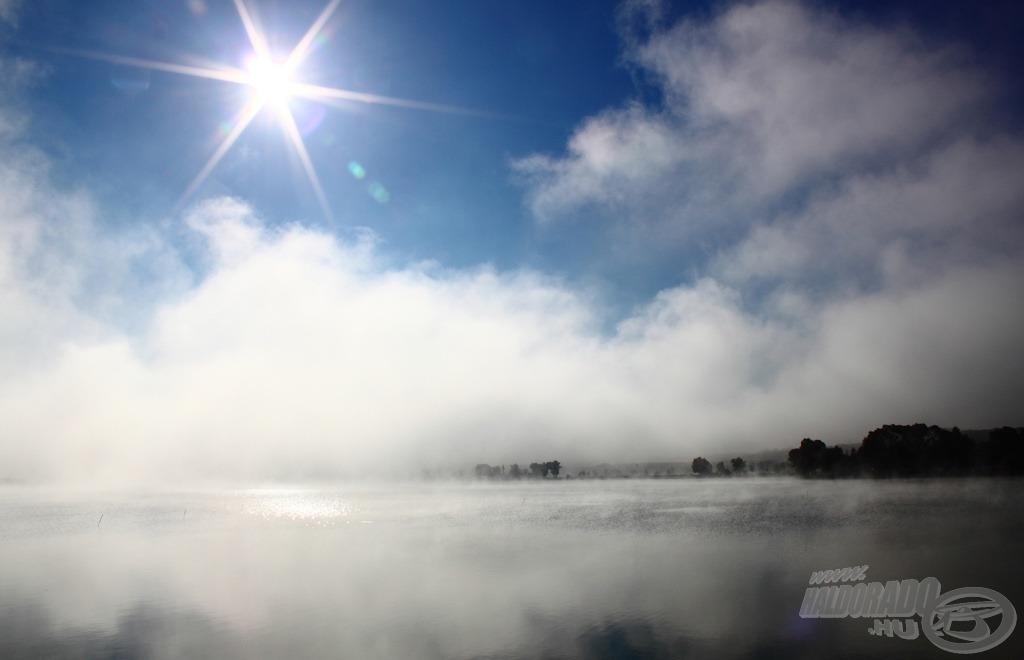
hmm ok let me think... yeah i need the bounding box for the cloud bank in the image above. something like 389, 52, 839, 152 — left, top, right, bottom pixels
2, 0, 1023, 483
518, 0, 1022, 287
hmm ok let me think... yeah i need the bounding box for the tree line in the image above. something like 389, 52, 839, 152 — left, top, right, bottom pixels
688, 455, 775, 477
690, 424, 1024, 478
475, 461, 562, 479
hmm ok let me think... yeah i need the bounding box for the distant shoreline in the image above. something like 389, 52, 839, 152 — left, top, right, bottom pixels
472, 423, 1024, 481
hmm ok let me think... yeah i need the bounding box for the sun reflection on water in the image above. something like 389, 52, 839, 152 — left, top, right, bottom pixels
240, 489, 356, 527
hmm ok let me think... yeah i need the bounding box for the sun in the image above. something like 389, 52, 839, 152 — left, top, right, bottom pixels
55, 0, 482, 221
245, 56, 295, 107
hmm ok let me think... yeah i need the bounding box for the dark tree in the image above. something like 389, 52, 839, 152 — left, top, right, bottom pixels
982, 427, 1024, 475
691, 457, 712, 476
730, 457, 747, 475
789, 438, 855, 477
545, 460, 562, 478
788, 438, 827, 476
715, 461, 731, 476
528, 462, 548, 478
474, 464, 502, 479
857, 424, 974, 477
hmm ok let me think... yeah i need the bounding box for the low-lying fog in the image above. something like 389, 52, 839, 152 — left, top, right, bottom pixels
2, 479, 1021, 658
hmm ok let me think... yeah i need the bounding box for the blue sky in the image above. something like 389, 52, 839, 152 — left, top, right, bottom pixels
14, 0, 639, 279
2, 0, 1024, 482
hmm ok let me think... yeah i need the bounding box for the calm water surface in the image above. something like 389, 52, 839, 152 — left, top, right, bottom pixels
1, 479, 1021, 658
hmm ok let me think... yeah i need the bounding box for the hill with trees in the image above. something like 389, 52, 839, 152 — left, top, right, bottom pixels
782, 424, 1023, 478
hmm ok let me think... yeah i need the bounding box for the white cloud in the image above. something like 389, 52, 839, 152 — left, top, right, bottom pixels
0, 0, 20, 27
774, 258, 1024, 431
714, 136, 1024, 289
4, 191, 1023, 483
515, 103, 691, 224
516, 0, 1012, 285
2, 192, 1023, 483
638, 0, 989, 188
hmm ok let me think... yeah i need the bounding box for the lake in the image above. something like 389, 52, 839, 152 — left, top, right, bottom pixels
1, 479, 1021, 658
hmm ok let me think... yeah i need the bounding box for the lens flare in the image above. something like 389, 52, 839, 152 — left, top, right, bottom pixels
368, 181, 390, 204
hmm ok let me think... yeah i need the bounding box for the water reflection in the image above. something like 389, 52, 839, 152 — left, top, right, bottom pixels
239, 488, 354, 525
0, 480, 1021, 658
0, 601, 239, 659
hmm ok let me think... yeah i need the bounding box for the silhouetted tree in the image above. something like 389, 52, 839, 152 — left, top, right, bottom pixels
691, 457, 712, 476
474, 464, 503, 479
928, 426, 974, 475
788, 439, 827, 476
715, 461, 731, 476
982, 427, 1024, 475
545, 460, 562, 477
857, 424, 974, 477
786, 439, 849, 477
508, 463, 523, 479
730, 457, 747, 475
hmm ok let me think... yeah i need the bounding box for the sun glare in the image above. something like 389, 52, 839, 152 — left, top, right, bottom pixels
246, 56, 294, 106
58, 0, 480, 221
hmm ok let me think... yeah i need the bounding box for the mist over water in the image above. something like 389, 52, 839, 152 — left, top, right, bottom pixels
1, 479, 1021, 659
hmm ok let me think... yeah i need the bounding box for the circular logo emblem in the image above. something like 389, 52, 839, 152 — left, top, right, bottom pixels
923, 587, 1016, 654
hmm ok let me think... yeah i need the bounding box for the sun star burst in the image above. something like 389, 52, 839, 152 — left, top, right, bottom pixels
51, 0, 487, 222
